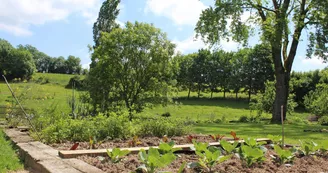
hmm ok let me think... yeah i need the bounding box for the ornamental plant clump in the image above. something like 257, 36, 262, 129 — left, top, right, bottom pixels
240, 145, 266, 167
230, 131, 240, 141
136, 148, 176, 173
210, 134, 225, 142
273, 145, 294, 165
220, 140, 238, 154
106, 148, 130, 163
189, 141, 232, 172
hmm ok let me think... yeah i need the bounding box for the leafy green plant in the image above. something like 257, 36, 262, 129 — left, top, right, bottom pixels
106, 148, 130, 163
128, 136, 142, 147
244, 138, 267, 148
158, 141, 181, 154
240, 145, 266, 167
273, 145, 294, 164
318, 141, 328, 155
267, 135, 282, 145
189, 141, 232, 172
137, 148, 176, 173
220, 140, 238, 154
299, 140, 320, 156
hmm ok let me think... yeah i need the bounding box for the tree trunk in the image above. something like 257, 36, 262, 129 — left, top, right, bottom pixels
198, 84, 201, 98
272, 71, 290, 122
187, 87, 191, 99
211, 90, 213, 99
235, 92, 238, 100
223, 87, 226, 99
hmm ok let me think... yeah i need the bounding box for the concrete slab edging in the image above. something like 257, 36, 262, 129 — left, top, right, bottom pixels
4, 128, 104, 173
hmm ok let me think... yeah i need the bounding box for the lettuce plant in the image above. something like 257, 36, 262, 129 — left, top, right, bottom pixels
273, 145, 294, 164
106, 148, 130, 163
189, 141, 232, 172
137, 148, 176, 173
299, 140, 320, 156
240, 145, 266, 167
220, 140, 238, 154
158, 141, 181, 154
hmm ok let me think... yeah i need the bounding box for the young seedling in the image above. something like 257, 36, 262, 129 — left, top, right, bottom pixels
240, 145, 266, 167
128, 136, 142, 147
267, 135, 282, 145
136, 148, 176, 173
220, 140, 238, 154
187, 135, 194, 143
244, 138, 267, 148
106, 148, 130, 163
230, 131, 240, 141
299, 140, 320, 156
162, 135, 169, 143
158, 141, 181, 154
273, 145, 294, 165
210, 134, 225, 142
189, 141, 232, 172
89, 136, 102, 149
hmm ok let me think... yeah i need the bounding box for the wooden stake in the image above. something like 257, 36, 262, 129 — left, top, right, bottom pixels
281, 105, 285, 147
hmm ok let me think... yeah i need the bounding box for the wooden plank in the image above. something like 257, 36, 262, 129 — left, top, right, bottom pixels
59, 138, 271, 159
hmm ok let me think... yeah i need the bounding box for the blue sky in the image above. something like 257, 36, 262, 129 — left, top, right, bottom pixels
0, 0, 326, 71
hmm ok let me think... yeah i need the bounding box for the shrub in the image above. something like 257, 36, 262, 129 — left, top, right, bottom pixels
161, 112, 171, 117
66, 75, 85, 90
286, 116, 309, 125
318, 116, 328, 126
304, 84, 328, 117
250, 81, 297, 116
136, 117, 190, 137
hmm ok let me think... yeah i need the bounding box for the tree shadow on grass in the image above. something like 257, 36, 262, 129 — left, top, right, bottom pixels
192, 123, 328, 143
174, 97, 249, 110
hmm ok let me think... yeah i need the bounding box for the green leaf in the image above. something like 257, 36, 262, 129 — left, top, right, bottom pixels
220, 140, 238, 154
218, 154, 233, 163
177, 162, 186, 173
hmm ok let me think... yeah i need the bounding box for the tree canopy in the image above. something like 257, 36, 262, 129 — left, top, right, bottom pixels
196, 0, 328, 122
88, 22, 176, 119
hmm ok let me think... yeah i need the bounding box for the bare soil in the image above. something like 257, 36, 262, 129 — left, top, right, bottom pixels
50, 134, 215, 150
51, 135, 328, 173
78, 152, 328, 173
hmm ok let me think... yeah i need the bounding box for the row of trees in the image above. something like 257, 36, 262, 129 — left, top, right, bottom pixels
88, 0, 327, 122
0, 39, 83, 80
175, 44, 274, 100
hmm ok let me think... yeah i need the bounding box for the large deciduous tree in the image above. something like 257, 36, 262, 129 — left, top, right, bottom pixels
93, 0, 120, 48
196, 0, 328, 122
89, 22, 175, 119
0, 39, 36, 80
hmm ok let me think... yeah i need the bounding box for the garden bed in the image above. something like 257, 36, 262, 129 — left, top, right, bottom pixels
78, 152, 328, 173
51, 134, 328, 173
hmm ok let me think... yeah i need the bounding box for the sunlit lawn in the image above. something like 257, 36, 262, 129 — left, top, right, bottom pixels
0, 129, 23, 173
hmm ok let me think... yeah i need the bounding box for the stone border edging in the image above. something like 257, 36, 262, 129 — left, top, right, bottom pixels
4, 128, 104, 173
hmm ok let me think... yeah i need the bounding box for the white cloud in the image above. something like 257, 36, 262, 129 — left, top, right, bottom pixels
301, 56, 327, 66
173, 34, 240, 54
0, 0, 103, 36
144, 0, 207, 26
82, 62, 91, 69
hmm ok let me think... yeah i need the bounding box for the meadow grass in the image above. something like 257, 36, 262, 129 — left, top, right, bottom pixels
0, 73, 324, 144
32, 72, 83, 86
0, 129, 23, 173
192, 123, 328, 144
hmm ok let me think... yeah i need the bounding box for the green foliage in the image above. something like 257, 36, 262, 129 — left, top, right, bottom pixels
240, 145, 266, 167
190, 141, 231, 172
267, 135, 282, 145
137, 148, 176, 173
273, 145, 294, 164
158, 141, 181, 154
299, 140, 320, 156
250, 81, 297, 116
244, 138, 266, 148
304, 84, 328, 117
136, 117, 189, 137
220, 140, 238, 154
88, 21, 175, 118
66, 76, 86, 90
318, 116, 328, 126
0, 130, 23, 172
0, 39, 36, 80
106, 148, 130, 163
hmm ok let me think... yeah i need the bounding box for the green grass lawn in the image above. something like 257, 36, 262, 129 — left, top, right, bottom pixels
192, 123, 328, 144
0, 73, 325, 144
0, 129, 23, 173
